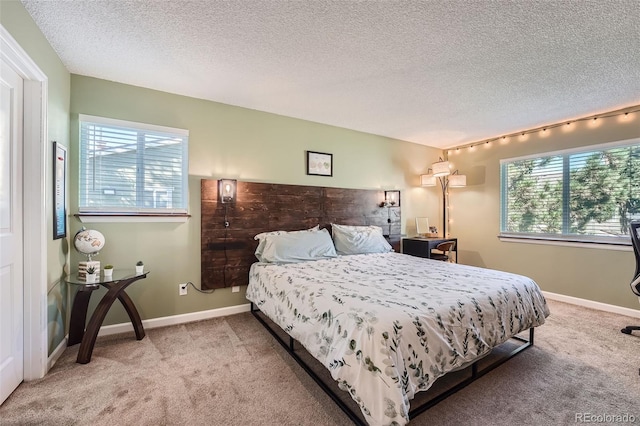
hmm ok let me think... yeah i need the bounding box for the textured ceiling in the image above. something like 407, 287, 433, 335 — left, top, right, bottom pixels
21, 0, 640, 149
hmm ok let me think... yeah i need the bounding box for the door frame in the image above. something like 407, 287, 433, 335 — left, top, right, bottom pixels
1, 25, 49, 380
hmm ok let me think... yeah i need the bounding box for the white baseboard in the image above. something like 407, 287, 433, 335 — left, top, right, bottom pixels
94, 294, 640, 339
97, 303, 252, 337
543, 291, 640, 319
46, 338, 67, 373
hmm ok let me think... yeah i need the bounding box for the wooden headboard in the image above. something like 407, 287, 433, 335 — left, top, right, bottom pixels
201, 180, 401, 290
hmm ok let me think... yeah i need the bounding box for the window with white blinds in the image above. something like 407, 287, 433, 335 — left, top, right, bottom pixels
79, 115, 188, 215
500, 139, 640, 244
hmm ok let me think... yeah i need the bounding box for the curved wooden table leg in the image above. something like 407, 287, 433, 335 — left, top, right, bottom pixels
77, 286, 121, 364
76, 274, 147, 364
68, 289, 95, 346
117, 291, 145, 340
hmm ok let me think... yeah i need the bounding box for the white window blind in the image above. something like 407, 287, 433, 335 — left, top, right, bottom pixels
501, 139, 640, 244
79, 115, 188, 215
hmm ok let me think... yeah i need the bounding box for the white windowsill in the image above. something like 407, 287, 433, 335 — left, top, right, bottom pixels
76, 213, 190, 223
498, 235, 632, 251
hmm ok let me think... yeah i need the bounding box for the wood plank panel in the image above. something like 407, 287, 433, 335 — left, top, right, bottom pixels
201, 180, 401, 289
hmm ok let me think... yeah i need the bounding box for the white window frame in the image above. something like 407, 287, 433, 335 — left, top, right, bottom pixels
78, 114, 189, 223
499, 138, 640, 247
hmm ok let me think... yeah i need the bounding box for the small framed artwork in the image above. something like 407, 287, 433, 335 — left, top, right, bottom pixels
415, 217, 429, 236
53, 141, 67, 240
306, 151, 333, 177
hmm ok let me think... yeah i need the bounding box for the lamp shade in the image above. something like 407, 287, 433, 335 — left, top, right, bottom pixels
431, 160, 450, 177
420, 174, 436, 186
448, 174, 467, 187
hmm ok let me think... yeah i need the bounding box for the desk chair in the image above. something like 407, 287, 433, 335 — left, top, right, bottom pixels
622, 220, 640, 335
431, 241, 456, 262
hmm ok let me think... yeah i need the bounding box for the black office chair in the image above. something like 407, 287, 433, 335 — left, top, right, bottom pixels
621, 220, 640, 335
431, 241, 456, 262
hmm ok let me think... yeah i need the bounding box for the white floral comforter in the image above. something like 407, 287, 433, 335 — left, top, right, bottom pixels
246, 253, 549, 426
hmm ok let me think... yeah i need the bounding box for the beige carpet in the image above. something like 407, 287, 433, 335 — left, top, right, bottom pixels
1, 299, 639, 425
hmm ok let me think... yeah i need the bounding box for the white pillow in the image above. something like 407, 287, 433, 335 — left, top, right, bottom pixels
254, 225, 319, 262
259, 228, 337, 263
331, 224, 393, 255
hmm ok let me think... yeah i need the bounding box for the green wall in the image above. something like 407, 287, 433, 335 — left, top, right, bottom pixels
1, 0, 71, 355
450, 108, 640, 310
70, 75, 442, 326
9, 0, 636, 346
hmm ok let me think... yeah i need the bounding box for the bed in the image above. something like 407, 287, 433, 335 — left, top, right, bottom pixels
246, 252, 549, 426
200, 179, 549, 425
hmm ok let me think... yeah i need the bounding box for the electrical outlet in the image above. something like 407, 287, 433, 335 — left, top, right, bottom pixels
231, 286, 240, 293
179, 283, 188, 296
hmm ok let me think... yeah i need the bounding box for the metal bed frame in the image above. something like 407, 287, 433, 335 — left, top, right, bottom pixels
251, 303, 534, 425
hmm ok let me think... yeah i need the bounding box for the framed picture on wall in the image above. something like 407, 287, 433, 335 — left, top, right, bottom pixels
306, 151, 333, 177
53, 141, 67, 239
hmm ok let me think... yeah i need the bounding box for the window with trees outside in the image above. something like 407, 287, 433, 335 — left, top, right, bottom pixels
500, 139, 640, 245
78, 115, 189, 217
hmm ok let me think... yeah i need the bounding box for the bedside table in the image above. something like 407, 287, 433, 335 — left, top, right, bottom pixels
65, 269, 149, 364
402, 237, 458, 263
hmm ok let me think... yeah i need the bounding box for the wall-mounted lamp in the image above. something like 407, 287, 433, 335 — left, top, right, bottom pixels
218, 179, 237, 282
420, 159, 466, 237
379, 190, 401, 236
380, 190, 401, 207
218, 179, 237, 204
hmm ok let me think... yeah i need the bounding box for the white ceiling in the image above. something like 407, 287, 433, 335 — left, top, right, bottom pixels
21, 0, 640, 149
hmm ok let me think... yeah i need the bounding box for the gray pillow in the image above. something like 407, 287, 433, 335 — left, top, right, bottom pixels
258, 228, 337, 263
331, 224, 393, 255
254, 225, 319, 262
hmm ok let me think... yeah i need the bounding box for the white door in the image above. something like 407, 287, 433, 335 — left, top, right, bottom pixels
0, 56, 24, 405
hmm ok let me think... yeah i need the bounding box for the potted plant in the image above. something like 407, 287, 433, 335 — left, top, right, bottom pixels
104, 264, 113, 279
86, 266, 97, 283
135, 260, 144, 275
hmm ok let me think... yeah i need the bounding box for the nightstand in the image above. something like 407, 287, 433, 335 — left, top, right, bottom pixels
65, 269, 149, 364
402, 237, 458, 262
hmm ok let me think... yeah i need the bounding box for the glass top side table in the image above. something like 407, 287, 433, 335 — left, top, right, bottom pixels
65, 269, 149, 364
